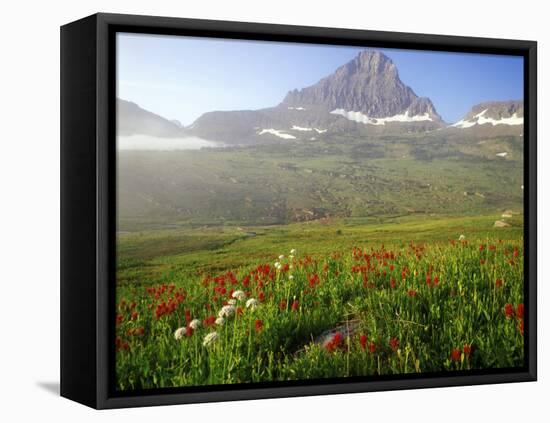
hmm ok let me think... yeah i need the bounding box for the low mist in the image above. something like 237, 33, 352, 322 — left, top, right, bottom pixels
117, 135, 221, 151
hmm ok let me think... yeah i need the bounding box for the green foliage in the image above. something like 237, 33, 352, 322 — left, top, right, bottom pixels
115, 216, 524, 390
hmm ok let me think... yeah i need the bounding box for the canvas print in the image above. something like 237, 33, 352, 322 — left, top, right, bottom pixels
115, 33, 525, 391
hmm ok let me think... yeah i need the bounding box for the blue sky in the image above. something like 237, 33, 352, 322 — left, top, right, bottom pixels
117, 33, 523, 125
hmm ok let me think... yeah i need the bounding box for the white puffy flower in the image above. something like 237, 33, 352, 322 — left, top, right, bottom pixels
218, 305, 236, 318
274, 261, 281, 269
459, 234, 466, 241
290, 249, 296, 255
289, 275, 294, 280
174, 327, 186, 340
279, 255, 285, 260
246, 298, 259, 310
202, 331, 219, 347
289, 264, 294, 270
189, 319, 201, 330
227, 299, 237, 306
232, 290, 246, 301
215, 316, 225, 326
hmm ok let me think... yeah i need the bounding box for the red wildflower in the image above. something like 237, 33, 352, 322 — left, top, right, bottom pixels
360, 334, 367, 350
463, 344, 472, 356
450, 348, 461, 362
279, 300, 287, 311
389, 337, 399, 352
308, 274, 319, 288
407, 289, 417, 297
513, 248, 519, 258
390, 278, 396, 289
155, 302, 166, 319
516, 303, 524, 319
504, 303, 515, 318
185, 326, 193, 337
519, 319, 524, 335
115, 336, 129, 352
325, 332, 343, 352
368, 342, 376, 353
433, 276, 439, 286
291, 300, 299, 312
426, 275, 431, 286
255, 319, 263, 332
131, 312, 138, 321
495, 278, 503, 288
203, 315, 216, 326
258, 291, 265, 302
116, 314, 124, 325
185, 309, 192, 324
236, 307, 243, 316
479, 244, 485, 252
242, 275, 250, 287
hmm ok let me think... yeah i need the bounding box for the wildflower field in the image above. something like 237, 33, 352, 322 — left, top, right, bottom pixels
115, 214, 524, 390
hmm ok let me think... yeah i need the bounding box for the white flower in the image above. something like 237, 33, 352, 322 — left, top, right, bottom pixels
290, 249, 296, 255
232, 290, 246, 301
274, 261, 281, 269
459, 234, 466, 241
289, 264, 293, 270
202, 331, 219, 347
279, 255, 285, 260
189, 319, 201, 330
246, 298, 259, 310
227, 299, 237, 306
289, 275, 294, 280
215, 316, 225, 326
174, 327, 186, 340
218, 305, 236, 318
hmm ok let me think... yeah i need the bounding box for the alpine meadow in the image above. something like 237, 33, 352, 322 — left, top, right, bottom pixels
115, 39, 525, 391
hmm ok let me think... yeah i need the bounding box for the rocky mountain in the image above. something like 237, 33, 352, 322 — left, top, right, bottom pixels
186, 51, 445, 144
282, 51, 441, 122
117, 99, 184, 138
451, 100, 523, 128
448, 100, 523, 136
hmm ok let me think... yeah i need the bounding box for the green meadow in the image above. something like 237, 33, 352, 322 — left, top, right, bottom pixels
115, 133, 524, 390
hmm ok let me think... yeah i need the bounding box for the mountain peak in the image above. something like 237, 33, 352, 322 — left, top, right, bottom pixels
351, 50, 397, 75
452, 100, 523, 128
281, 50, 442, 122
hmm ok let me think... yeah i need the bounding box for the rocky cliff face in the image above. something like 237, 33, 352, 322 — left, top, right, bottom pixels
281, 51, 441, 121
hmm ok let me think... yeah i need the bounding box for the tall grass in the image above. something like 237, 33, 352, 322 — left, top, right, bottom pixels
115, 236, 524, 390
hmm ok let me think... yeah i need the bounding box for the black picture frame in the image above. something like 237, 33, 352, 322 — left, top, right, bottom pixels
60, 12, 537, 409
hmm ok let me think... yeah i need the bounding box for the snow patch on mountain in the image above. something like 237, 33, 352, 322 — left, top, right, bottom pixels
258, 129, 296, 140
452, 109, 523, 128
291, 125, 313, 131
287, 106, 306, 111
330, 109, 433, 125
